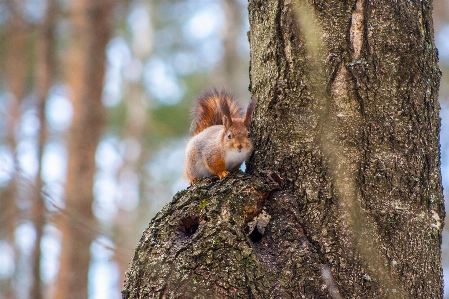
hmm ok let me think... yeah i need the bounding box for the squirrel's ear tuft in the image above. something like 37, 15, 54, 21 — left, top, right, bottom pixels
244, 96, 257, 128
222, 115, 232, 130
220, 94, 233, 129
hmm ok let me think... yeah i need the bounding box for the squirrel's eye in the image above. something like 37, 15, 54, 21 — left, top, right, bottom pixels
228, 134, 231, 139
247, 133, 251, 138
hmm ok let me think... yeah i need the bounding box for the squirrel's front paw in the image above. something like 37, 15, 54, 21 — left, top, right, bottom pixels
218, 171, 230, 179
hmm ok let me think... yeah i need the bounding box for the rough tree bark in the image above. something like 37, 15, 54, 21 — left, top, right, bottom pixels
122, 1, 444, 298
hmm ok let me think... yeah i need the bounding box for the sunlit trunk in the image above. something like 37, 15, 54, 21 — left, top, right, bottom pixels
113, 59, 149, 289
54, 1, 114, 298
216, 0, 248, 98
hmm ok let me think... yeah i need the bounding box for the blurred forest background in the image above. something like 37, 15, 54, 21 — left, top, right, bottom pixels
0, 0, 447, 298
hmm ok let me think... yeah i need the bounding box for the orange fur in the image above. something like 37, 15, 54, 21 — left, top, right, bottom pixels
207, 154, 229, 179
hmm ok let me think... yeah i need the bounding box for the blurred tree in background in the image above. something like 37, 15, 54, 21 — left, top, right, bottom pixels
55, 1, 114, 298
0, 0, 448, 298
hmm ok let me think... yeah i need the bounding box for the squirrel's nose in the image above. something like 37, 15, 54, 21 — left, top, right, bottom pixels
237, 145, 243, 150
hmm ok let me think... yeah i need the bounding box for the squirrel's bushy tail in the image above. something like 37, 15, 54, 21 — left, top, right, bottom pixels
190, 89, 243, 135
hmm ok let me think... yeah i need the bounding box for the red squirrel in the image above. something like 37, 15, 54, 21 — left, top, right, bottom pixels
184, 89, 257, 184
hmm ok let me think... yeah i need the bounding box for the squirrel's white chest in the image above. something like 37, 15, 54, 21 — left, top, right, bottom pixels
225, 149, 249, 170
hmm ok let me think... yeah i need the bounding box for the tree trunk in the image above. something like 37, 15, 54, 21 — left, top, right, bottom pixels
54, 1, 114, 298
215, 0, 250, 99
122, 1, 444, 298
247, 0, 443, 298
3, 4, 30, 299
30, 1, 57, 298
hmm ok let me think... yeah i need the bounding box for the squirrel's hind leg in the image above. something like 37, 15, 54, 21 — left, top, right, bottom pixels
217, 170, 230, 179
206, 156, 230, 180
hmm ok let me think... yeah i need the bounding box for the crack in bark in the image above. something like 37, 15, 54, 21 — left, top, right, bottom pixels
350, 0, 365, 60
